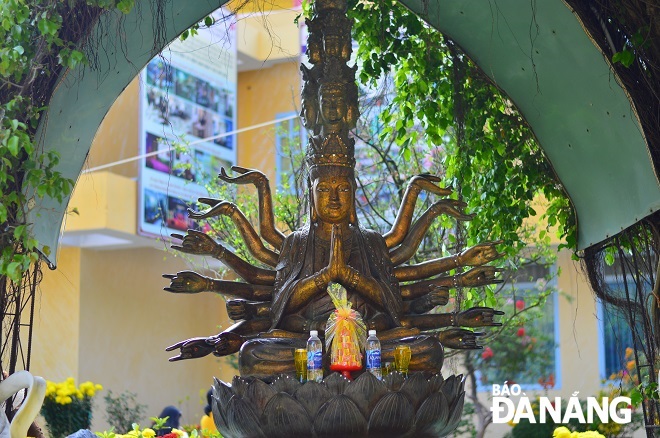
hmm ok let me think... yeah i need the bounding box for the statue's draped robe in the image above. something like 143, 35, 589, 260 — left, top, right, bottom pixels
271, 224, 402, 331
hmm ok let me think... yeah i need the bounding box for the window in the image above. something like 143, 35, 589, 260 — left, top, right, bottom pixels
598, 297, 635, 380
275, 112, 302, 194
478, 263, 561, 390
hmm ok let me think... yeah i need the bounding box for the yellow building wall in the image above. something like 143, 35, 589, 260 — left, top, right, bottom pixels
77, 247, 233, 430
32, 247, 82, 382
86, 79, 140, 178
237, 60, 301, 182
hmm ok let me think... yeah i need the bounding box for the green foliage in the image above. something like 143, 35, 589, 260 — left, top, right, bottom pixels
104, 390, 148, 434
42, 396, 94, 438
0, 1, 136, 285
348, 0, 575, 253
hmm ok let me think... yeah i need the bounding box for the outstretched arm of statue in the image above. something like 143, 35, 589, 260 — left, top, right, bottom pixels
226, 299, 270, 321
400, 280, 449, 300
402, 289, 449, 314
393, 243, 504, 281
218, 166, 286, 249
170, 230, 276, 286
165, 319, 272, 361
383, 175, 453, 249
400, 307, 504, 330
437, 328, 484, 350
188, 198, 279, 267
163, 271, 273, 301
389, 199, 473, 266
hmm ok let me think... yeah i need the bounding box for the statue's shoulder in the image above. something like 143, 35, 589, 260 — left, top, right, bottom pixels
358, 227, 386, 245
276, 227, 309, 270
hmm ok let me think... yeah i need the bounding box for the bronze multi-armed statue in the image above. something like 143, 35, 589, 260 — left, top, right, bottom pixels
162, 0, 503, 380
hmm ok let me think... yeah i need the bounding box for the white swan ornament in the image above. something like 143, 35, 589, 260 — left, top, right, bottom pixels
0, 371, 46, 438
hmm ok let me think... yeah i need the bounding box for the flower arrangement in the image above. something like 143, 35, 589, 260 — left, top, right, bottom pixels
553, 426, 605, 438
95, 420, 219, 438
41, 377, 103, 438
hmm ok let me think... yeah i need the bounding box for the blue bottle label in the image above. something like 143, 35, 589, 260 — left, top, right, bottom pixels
307, 350, 322, 369
366, 349, 381, 369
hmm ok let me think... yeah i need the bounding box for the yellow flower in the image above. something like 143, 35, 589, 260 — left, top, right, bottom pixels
626, 360, 636, 372
172, 429, 185, 437
95, 383, 103, 391
553, 426, 572, 438
625, 347, 634, 359
142, 428, 156, 438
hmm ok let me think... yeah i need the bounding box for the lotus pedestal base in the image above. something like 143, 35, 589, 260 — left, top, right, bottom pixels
211, 371, 465, 438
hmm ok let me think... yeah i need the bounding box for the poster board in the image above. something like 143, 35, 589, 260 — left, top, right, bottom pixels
138, 13, 237, 239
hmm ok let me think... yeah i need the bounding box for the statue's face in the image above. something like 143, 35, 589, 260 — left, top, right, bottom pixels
324, 35, 341, 58
312, 175, 354, 223
319, 86, 346, 125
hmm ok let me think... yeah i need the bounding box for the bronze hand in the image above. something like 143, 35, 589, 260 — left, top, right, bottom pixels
460, 266, 504, 287
170, 230, 219, 256
166, 337, 215, 361
188, 198, 278, 267
408, 174, 453, 197
218, 166, 285, 249
384, 174, 452, 248
187, 198, 235, 220
401, 279, 450, 300
226, 300, 270, 321
219, 166, 268, 186
327, 224, 347, 282
456, 307, 504, 327
405, 288, 449, 314
390, 199, 474, 266
437, 328, 485, 349
208, 332, 244, 356
163, 271, 209, 294
458, 241, 504, 267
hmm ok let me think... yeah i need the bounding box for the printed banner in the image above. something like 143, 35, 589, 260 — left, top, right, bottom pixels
138, 12, 237, 238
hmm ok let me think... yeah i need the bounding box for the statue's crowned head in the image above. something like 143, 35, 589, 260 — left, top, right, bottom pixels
304, 0, 360, 224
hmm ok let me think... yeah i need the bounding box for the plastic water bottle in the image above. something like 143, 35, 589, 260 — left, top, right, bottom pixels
307, 330, 323, 382
366, 329, 382, 380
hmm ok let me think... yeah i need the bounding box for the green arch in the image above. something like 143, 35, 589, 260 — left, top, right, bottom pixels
28, 0, 659, 267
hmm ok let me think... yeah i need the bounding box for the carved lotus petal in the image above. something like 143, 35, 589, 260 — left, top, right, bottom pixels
437, 391, 465, 437
293, 380, 333, 418
226, 395, 265, 438
323, 372, 349, 395
245, 378, 277, 415
213, 377, 235, 408
367, 391, 415, 437
400, 372, 430, 410
343, 371, 387, 418
232, 375, 249, 397
383, 371, 405, 391
428, 373, 445, 393
439, 375, 457, 400
211, 392, 231, 437
261, 392, 313, 438
270, 373, 302, 395
414, 391, 449, 436
314, 394, 367, 438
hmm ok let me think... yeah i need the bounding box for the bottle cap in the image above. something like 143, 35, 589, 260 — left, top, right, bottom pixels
310, 330, 318, 336
368, 330, 376, 336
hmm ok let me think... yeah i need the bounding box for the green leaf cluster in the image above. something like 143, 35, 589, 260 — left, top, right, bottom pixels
348, 0, 575, 254
0, 1, 135, 283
